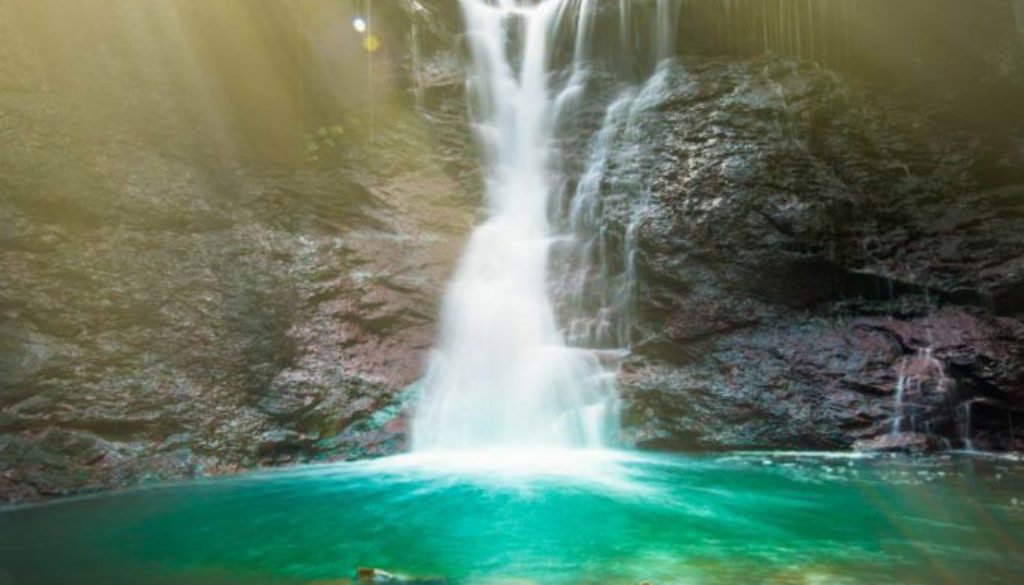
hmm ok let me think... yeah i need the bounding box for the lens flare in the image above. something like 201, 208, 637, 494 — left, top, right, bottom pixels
352, 17, 367, 34
363, 33, 380, 53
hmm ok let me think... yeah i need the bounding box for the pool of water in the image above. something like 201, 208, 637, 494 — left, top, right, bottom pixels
1, 450, 1022, 585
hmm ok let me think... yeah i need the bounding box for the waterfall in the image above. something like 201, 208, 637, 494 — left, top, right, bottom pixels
890, 348, 950, 436
412, 0, 689, 453
412, 0, 621, 452
1014, 0, 1024, 39
891, 370, 908, 435
960, 400, 977, 452
654, 0, 681, 62
559, 63, 673, 350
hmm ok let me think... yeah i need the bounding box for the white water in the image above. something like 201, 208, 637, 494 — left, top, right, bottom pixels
413, 0, 687, 453
655, 0, 682, 62
412, 0, 690, 453
413, 0, 619, 452
560, 63, 673, 349
890, 347, 949, 435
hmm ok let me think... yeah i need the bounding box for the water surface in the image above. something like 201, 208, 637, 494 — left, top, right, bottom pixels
1, 451, 1022, 585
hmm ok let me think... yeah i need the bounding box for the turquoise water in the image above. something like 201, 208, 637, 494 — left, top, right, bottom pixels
1, 451, 1022, 585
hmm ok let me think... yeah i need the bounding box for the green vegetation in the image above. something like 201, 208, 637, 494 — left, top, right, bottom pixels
304, 125, 345, 163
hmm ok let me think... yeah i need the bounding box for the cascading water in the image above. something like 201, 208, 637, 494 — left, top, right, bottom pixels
654, 0, 682, 61
412, 0, 620, 452
413, 0, 686, 453
890, 347, 950, 436
557, 64, 673, 350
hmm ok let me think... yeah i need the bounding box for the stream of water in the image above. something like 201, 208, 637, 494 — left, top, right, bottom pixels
412, 0, 692, 453
412, 0, 625, 451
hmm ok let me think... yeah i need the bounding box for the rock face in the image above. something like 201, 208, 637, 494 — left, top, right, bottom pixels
0, 0, 472, 502
602, 57, 1024, 452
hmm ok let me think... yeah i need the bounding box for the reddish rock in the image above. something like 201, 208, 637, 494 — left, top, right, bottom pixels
853, 433, 946, 454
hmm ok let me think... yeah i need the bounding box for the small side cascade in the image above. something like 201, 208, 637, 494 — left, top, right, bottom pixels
554, 62, 674, 352
1015, 0, 1024, 40
960, 399, 978, 452
654, 0, 682, 63
891, 370, 906, 435
618, 0, 632, 51
890, 348, 951, 437
887, 346, 996, 451
409, 20, 424, 109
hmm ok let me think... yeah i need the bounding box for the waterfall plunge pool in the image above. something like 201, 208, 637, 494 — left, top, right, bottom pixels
1, 451, 1022, 585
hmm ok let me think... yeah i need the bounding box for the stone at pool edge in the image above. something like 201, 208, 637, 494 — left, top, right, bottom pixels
356, 567, 447, 584
351, 570, 648, 585
853, 433, 946, 454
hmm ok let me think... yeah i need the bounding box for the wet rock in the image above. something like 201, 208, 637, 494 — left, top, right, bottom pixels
577, 57, 1024, 452
256, 430, 315, 463
355, 568, 446, 585
0, 0, 474, 503
853, 433, 946, 454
